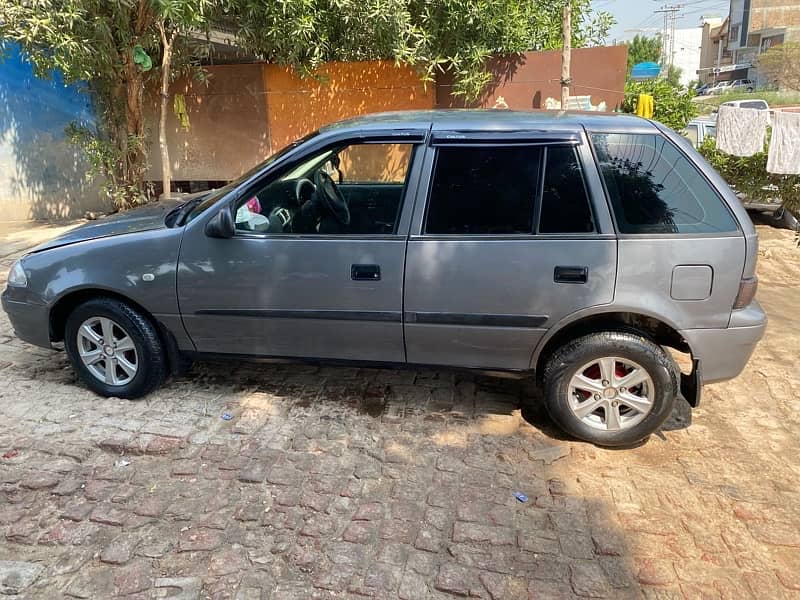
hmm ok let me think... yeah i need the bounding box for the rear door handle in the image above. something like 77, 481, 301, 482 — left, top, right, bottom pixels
351, 264, 381, 281
554, 266, 588, 284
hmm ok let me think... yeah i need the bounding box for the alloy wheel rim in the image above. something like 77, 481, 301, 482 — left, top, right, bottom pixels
567, 356, 655, 431
76, 317, 138, 386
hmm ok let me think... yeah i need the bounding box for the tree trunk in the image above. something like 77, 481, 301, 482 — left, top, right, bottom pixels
157, 21, 176, 199
119, 51, 147, 208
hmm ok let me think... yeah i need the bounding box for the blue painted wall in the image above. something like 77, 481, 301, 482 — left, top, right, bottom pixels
0, 42, 109, 220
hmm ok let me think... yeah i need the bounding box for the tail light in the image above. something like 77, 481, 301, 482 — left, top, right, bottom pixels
733, 276, 758, 309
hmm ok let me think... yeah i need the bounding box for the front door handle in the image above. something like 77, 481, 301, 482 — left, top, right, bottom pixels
351, 264, 381, 281
554, 266, 588, 284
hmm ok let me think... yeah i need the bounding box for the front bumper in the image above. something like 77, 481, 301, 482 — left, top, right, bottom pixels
681, 301, 767, 385
1, 289, 52, 348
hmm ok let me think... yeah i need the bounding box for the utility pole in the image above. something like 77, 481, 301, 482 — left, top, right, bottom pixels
654, 4, 683, 71
561, 1, 571, 109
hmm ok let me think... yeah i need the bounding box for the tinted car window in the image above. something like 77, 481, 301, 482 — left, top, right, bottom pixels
538, 146, 594, 233
425, 146, 540, 235
591, 133, 738, 234
740, 101, 767, 110
235, 142, 414, 235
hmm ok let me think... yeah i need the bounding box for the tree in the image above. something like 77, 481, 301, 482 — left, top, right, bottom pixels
0, 1, 218, 209
622, 78, 696, 130
230, 0, 615, 100
625, 34, 662, 77
154, 0, 215, 197
665, 65, 683, 87
757, 42, 800, 91
1, 0, 614, 205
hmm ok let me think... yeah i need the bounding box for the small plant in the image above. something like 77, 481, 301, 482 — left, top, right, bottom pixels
698, 137, 800, 214
622, 79, 697, 131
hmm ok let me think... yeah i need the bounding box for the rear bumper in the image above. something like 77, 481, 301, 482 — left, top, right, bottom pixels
681, 301, 767, 384
1, 290, 52, 348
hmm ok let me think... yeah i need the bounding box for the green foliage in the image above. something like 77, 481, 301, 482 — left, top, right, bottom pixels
757, 42, 800, 91
693, 90, 800, 115
228, 0, 615, 100
622, 79, 697, 130
699, 137, 800, 214
665, 65, 682, 87
1, 0, 615, 205
625, 34, 661, 76
0, 0, 218, 209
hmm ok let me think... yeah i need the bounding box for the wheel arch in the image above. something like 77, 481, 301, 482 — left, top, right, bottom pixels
531, 309, 691, 379
49, 287, 183, 374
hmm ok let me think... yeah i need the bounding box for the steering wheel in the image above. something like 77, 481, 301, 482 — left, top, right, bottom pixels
314, 169, 350, 225
295, 178, 315, 206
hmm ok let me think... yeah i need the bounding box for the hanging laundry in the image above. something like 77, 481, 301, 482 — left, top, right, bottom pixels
715, 105, 769, 157
767, 110, 800, 175
173, 93, 190, 130
635, 94, 654, 119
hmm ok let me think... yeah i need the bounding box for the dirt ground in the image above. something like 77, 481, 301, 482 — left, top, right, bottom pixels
0, 220, 798, 599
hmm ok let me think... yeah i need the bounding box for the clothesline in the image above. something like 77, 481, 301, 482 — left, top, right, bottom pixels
716, 104, 800, 175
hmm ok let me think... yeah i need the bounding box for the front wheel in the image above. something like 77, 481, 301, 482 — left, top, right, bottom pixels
542, 331, 678, 447
64, 297, 167, 399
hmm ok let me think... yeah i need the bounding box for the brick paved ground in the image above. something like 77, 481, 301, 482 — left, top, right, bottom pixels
0, 221, 798, 599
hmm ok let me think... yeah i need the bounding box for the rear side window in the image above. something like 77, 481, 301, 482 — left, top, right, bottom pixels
538, 146, 594, 233
425, 146, 540, 234
591, 133, 738, 234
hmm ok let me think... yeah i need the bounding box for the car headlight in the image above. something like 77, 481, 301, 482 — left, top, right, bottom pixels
7, 261, 27, 287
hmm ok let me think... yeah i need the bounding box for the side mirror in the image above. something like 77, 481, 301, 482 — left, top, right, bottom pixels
205, 206, 235, 239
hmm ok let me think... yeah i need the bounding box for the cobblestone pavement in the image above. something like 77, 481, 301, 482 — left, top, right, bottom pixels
0, 221, 799, 599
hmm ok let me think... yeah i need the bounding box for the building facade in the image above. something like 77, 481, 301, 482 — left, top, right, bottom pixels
671, 27, 703, 85
726, 0, 800, 83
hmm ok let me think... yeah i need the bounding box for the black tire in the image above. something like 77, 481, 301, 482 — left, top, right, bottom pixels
542, 331, 678, 447
64, 297, 167, 399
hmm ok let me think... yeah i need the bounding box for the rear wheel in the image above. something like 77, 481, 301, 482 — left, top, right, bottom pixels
64, 298, 167, 399
542, 331, 677, 447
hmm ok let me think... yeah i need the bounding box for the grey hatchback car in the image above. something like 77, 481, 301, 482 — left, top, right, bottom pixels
2, 110, 766, 446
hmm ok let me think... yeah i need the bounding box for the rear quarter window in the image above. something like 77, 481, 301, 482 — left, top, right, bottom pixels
590, 133, 739, 234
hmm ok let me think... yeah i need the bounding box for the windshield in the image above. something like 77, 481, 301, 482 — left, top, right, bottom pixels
185, 130, 320, 222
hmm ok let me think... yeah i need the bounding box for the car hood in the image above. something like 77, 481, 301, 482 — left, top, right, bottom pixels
27, 194, 207, 254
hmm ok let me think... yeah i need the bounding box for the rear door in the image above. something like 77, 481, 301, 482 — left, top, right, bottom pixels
403, 131, 618, 370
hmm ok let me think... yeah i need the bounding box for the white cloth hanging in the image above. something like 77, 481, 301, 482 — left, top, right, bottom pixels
715, 105, 770, 157
767, 110, 800, 175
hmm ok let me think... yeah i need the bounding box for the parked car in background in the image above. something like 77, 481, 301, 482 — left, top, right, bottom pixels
719, 98, 769, 111
2, 110, 767, 447
682, 116, 717, 147
708, 79, 756, 95
694, 83, 712, 96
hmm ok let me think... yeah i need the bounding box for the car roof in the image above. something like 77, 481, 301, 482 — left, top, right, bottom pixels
319, 109, 660, 135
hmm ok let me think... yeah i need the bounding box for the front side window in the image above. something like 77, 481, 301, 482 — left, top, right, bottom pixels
234, 142, 414, 235
425, 146, 541, 234
591, 133, 738, 234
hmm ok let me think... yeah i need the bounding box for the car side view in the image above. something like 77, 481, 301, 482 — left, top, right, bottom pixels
2, 110, 766, 446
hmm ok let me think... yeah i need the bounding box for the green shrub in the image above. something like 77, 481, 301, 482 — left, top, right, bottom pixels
698, 137, 800, 213
622, 79, 697, 130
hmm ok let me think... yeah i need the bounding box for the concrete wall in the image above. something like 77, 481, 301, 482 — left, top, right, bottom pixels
0, 44, 109, 222
146, 64, 270, 184
263, 61, 435, 152
148, 60, 435, 186
436, 47, 627, 111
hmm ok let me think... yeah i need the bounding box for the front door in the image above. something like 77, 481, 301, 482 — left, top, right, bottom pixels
403, 133, 618, 370
177, 138, 423, 362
